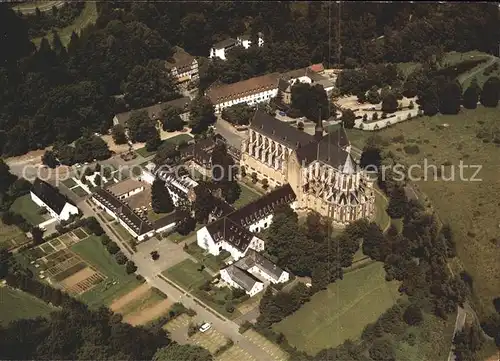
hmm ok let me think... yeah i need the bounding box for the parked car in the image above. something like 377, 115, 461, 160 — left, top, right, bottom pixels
279, 111, 286, 116
199, 323, 211, 333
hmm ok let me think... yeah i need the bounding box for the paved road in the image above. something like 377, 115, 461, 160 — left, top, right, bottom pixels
81, 198, 276, 360
215, 117, 245, 150
447, 306, 467, 361
458, 55, 498, 85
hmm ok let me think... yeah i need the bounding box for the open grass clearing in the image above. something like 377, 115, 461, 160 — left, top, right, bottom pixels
338, 106, 500, 317
10, 194, 45, 225
110, 221, 132, 241
167, 223, 203, 243
162, 259, 211, 291
136, 134, 193, 158
62, 178, 77, 189
184, 242, 226, 272
32, 2, 98, 47
71, 235, 140, 307
0, 221, 28, 250
234, 182, 263, 209
273, 262, 400, 355
374, 189, 391, 231
71, 186, 88, 197
0, 286, 55, 326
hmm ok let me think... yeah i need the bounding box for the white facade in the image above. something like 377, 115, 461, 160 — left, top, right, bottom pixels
220, 268, 264, 296
91, 195, 176, 242
237, 35, 264, 49
196, 227, 264, 261
210, 47, 228, 60
214, 88, 278, 113
30, 191, 79, 222
117, 186, 144, 200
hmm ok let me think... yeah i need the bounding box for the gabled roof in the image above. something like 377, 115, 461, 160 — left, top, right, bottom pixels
165, 46, 196, 72
114, 97, 191, 127
234, 249, 285, 282
212, 38, 238, 49
206, 73, 280, 105
32, 178, 74, 215
206, 217, 254, 253
106, 179, 144, 197
228, 184, 296, 228
93, 188, 153, 235
278, 78, 291, 92
223, 264, 261, 292
249, 110, 315, 149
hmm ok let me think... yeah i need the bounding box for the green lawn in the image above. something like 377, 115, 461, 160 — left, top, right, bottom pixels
0, 287, 55, 326
162, 259, 211, 291
136, 134, 193, 158
10, 195, 44, 225
32, 2, 98, 47
110, 222, 132, 241
70, 235, 140, 307
0, 221, 28, 250
234, 182, 262, 209
168, 224, 203, 243
62, 178, 77, 189
374, 190, 391, 231
340, 106, 500, 317
273, 262, 400, 355
72, 186, 88, 197
184, 242, 226, 272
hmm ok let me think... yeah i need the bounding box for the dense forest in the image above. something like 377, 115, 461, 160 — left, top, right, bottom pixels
1, 2, 499, 157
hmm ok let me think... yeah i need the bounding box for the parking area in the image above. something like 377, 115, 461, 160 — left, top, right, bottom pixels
243, 329, 289, 361
189, 328, 229, 354
162, 314, 192, 333
216, 346, 257, 361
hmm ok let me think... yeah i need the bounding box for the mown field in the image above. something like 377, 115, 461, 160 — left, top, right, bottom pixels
274, 262, 400, 355
32, 2, 98, 47
71, 235, 141, 307
342, 106, 500, 317
0, 287, 55, 326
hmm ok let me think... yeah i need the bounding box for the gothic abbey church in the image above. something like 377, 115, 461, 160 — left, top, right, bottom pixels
240, 110, 375, 227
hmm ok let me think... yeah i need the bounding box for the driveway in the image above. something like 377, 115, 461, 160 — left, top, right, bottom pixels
133, 237, 194, 275
81, 199, 278, 360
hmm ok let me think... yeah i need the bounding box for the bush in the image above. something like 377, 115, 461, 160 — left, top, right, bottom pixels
372, 112, 379, 121
101, 235, 111, 246
115, 251, 128, 265
38, 207, 48, 215
187, 323, 198, 337
186, 308, 197, 317
261, 178, 269, 190
403, 145, 420, 155
225, 302, 235, 313
239, 321, 253, 334
135, 274, 144, 282
126, 260, 138, 274
106, 241, 120, 254
251, 172, 258, 184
